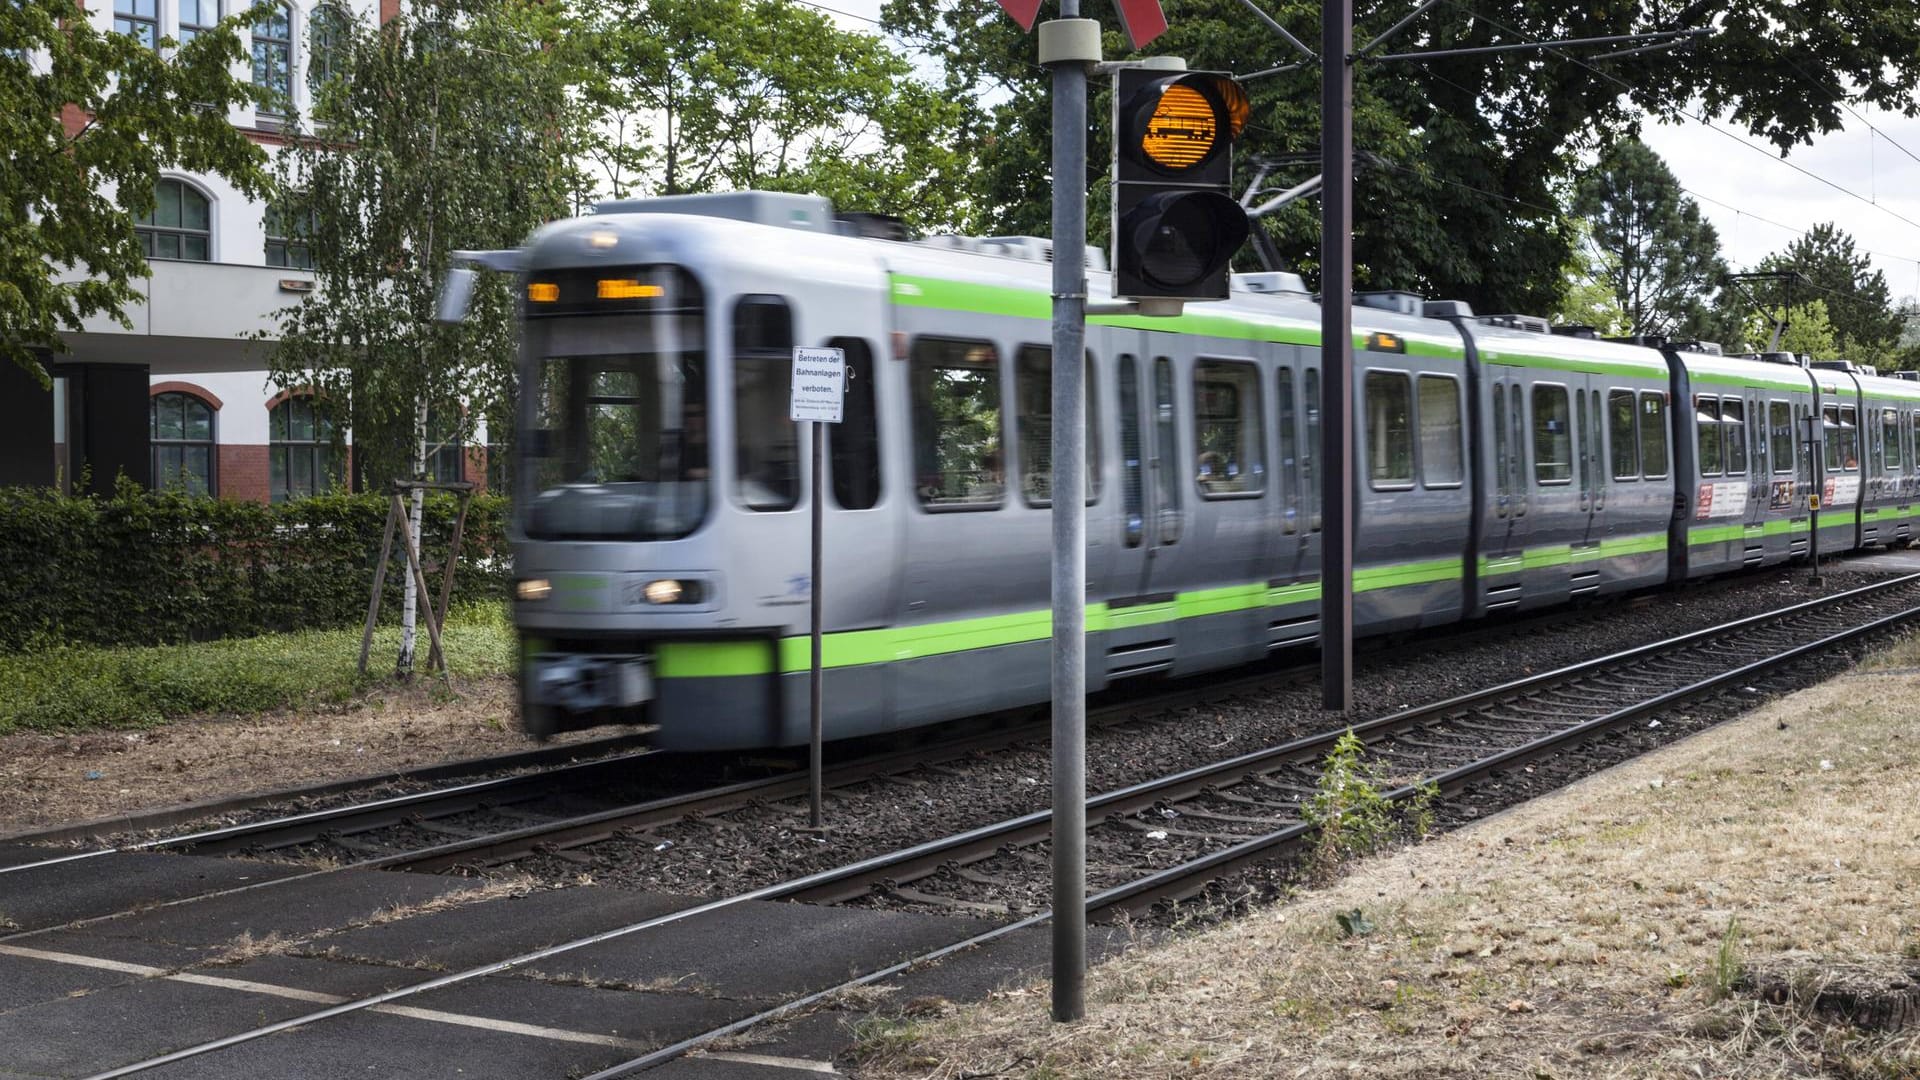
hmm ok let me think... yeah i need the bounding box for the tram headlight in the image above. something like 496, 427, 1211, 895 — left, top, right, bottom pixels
516, 578, 552, 602
643, 578, 686, 605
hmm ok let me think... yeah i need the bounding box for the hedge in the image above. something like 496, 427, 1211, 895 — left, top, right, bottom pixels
0, 485, 510, 653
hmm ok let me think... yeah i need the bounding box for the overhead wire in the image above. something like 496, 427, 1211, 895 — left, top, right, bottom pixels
1437, 1, 1920, 242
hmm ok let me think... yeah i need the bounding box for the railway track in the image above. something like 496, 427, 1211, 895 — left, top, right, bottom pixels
2, 564, 1771, 883
81, 572, 1920, 1079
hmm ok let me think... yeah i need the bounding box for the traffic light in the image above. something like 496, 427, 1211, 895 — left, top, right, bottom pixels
1111, 68, 1251, 303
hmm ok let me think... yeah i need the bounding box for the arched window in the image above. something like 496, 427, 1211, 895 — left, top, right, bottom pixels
269, 396, 336, 502
309, 3, 349, 88
253, 2, 293, 112
136, 180, 212, 262
179, 0, 221, 44
114, 0, 158, 50
151, 392, 215, 495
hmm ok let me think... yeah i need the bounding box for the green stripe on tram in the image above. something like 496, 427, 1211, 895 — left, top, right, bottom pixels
653, 554, 1473, 678
1479, 532, 1665, 575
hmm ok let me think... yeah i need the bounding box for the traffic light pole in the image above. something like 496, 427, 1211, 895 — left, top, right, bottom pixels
1038, 12, 1099, 1026
1320, 0, 1354, 713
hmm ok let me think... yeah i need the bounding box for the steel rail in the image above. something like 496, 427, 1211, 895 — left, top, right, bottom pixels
85, 575, 1920, 1078
576, 588, 1920, 1079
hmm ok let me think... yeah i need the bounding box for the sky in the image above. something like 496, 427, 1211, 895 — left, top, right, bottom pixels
804, 0, 1920, 303
1640, 109, 1920, 305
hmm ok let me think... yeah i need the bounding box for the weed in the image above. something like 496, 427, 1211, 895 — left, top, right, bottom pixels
1302, 731, 1430, 878
1711, 916, 1744, 1002
845, 1015, 923, 1064
1336, 908, 1375, 937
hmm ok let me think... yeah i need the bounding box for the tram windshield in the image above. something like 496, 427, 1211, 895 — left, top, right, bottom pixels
520, 308, 709, 541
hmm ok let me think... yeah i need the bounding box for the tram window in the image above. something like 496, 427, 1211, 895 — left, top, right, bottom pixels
1589, 388, 1604, 492
1723, 398, 1748, 475
1120, 355, 1143, 546
731, 297, 798, 511
1608, 390, 1638, 479
827, 337, 880, 510
1493, 384, 1509, 513
1823, 404, 1842, 471
1694, 395, 1723, 477
1418, 374, 1464, 487
1015, 345, 1099, 506
1576, 388, 1591, 494
911, 337, 1003, 509
1509, 382, 1528, 507
1840, 406, 1859, 470
1886, 408, 1904, 472
1532, 384, 1572, 483
1193, 359, 1264, 496
1277, 366, 1297, 531
1304, 367, 1322, 530
1364, 371, 1414, 488
1153, 357, 1181, 538
1638, 391, 1668, 479
1770, 400, 1794, 474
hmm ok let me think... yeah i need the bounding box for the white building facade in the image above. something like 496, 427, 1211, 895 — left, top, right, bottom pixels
8, 0, 492, 502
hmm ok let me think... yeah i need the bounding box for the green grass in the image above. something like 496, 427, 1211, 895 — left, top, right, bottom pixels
0, 604, 515, 735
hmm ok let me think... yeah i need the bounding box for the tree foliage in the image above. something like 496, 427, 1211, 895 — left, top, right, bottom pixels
879, 0, 1920, 314
1743, 299, 1839, 361
1572, 140, 1728, 338
576, 0, 970, 231
1749, 223, 1903, 364
1, 0, 270, 377
263, 0, 579, 487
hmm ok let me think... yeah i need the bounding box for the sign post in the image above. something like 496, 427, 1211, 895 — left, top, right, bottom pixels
791, 346, 845, 829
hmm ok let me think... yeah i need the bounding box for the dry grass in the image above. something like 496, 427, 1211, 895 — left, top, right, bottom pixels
855, 645, 1920, 1080
0, 677, 616, 834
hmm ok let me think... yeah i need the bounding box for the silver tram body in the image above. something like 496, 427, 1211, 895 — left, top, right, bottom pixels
507, 192, 1914, 750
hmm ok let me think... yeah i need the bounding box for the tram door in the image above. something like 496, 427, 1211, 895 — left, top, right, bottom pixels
1573, 380, 1609, 554
1480, 368, 1532, 610
1103, 347, 1191, 674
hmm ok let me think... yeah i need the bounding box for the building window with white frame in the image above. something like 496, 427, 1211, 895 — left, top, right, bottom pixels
309, 3, 349, 88
264, 203, 314, 268
115, 0, 159, 50
178, 0, 220, 44
151, 392, 216, 495
270, 396, 337, 502
135, 179, 212, 262
253, 2, 293, 114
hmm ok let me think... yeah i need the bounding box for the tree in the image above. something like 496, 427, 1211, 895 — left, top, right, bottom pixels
1553, 222, 1627, 335
2, 0, 271, 377
265, 0, 580, 675
1743, 299, 1840, 361
1571, 141, 1728, 338
1751, 224, 1903, 364
880, 0, 1920, 315
577, 0, 970, 232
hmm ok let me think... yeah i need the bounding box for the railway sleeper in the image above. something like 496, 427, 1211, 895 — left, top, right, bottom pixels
881, 884, 1010, 916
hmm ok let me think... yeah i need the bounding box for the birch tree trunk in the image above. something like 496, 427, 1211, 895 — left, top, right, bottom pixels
396, 394, 428, 677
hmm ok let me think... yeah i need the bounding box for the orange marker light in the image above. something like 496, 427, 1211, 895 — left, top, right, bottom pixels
1366, 331, 1406, 354
1141, 85, 1220, 171
527, 282, 559, 303
598, 279, 663, 300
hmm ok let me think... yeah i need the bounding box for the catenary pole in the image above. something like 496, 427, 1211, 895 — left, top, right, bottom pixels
1039, 9, 1095, 1025
1320, 0, 1354, 712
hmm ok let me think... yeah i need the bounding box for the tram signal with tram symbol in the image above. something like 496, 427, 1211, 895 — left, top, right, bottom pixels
1110, 68, 1252, 303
